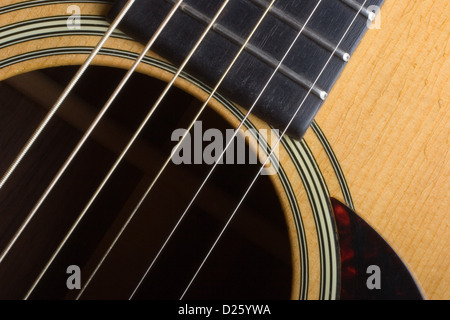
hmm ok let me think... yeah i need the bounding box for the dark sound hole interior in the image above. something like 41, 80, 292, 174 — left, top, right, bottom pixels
0, 65, 292, 300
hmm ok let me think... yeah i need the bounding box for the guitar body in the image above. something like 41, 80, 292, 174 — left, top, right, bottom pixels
0, 0, 447, 300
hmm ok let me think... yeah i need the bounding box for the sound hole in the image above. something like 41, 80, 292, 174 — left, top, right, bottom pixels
0, 65, 291, 299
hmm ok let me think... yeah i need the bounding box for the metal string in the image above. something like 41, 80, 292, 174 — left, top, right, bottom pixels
18, 0, 233, 299
0, 0, 136, 191
21, 0, 187, 300
180, 0, 370, 300
129, 0, 286, 300
4, 0, 369, 299
129, 0, 326, 299
75, 0, 279, 300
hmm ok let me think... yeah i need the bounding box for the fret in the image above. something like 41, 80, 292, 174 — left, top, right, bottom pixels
108, 0, 384, 138
248, 0, 350, 62
339, 0, 376, 20
165, 0, 327, 100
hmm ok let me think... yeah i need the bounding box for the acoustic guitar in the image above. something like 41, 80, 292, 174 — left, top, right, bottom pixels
0, 0, 447, 300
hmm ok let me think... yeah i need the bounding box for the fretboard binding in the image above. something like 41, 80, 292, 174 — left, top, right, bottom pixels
338, 0, 376, 21
247, 0, 350, 62
165, 0, 328, 101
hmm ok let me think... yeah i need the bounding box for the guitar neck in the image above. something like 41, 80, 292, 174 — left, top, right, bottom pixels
108, 0, 384, 139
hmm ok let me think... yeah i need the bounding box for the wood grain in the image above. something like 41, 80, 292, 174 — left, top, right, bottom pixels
0, 0, 448, 299
315, 0, 449, 299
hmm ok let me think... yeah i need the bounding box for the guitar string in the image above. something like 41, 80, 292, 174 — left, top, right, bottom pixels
128, 0, 326, 299
179, 0, 370, 300
77, 0, 281, 300
0, 0, 137, 265
10, 0, 360, 298
21, 0, 231, 299
0, 0, 136, 191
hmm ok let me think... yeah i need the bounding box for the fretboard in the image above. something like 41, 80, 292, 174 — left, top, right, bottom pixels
108, 0, 384, 139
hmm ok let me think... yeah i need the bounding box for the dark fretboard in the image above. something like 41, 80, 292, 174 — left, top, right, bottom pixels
108, 0, 384, 139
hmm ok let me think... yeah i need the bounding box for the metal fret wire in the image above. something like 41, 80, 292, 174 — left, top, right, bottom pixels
180, 0, 370, 300
0, 0, 135, 191
0, 0, 136, 265
129, 0, 326, 299
22, 0, 186, 300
